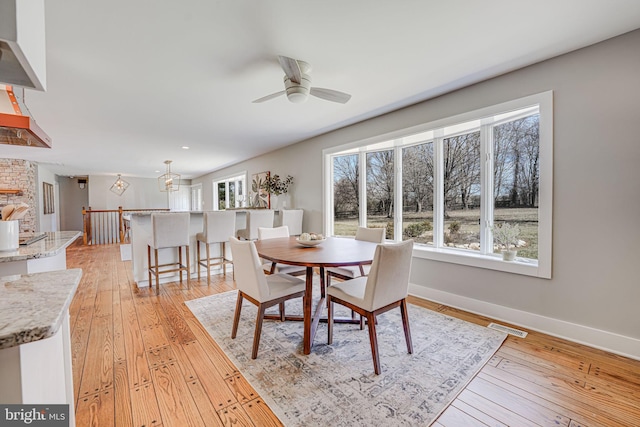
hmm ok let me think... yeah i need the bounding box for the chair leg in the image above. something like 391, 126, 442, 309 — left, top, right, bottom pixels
366, 312, 381, 375
400, 299, 413, 354
252, 304, 267, 359
220, 242, 226, 277
185, 245, 190, 289
319, 267, 326, 298
231, 292, 243, 339
279, 302, 285, 321
327, 297, 334, 345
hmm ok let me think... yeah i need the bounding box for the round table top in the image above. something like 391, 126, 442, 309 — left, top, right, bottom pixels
253, 236, 378, 268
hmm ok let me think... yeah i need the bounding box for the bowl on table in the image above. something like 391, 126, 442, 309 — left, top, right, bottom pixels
296, 233, 326, 247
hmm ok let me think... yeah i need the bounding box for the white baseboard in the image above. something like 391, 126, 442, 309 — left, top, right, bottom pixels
409, 284, 640, 361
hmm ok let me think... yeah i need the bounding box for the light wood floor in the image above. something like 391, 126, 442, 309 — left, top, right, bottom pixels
66, 241, 640, 426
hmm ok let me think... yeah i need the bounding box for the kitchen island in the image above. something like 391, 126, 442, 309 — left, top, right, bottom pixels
0, 231, 81, 276
0, 269, 82, 426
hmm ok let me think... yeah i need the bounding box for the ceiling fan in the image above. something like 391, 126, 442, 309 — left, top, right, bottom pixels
253, 56, 351, 104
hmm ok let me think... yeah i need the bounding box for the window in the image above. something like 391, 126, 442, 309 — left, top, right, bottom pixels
323, 92, 552, 278
213, 173, 247, 210
191, 184, 203, 211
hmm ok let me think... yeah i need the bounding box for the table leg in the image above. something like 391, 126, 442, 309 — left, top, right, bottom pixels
303, 266, 313, 354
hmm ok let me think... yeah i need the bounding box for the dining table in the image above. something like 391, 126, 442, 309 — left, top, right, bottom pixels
253, 236, 379, 355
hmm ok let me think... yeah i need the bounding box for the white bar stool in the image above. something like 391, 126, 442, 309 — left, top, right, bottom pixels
237, 209, 274, 240
147, 212, 191, 295
280, 209, 303, 236
196, 210, 236, 283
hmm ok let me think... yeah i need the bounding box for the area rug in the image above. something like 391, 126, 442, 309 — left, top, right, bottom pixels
186, 290, 506, 426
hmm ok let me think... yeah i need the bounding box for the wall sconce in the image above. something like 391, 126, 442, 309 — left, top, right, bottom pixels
109, 174, 129, 195
78, 178, 87, 190
158, 160, 180, 192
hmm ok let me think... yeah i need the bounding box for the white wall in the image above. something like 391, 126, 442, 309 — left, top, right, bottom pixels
194, 29, 640, 358
36, 164, 58, 232
87, 175, 169, 210
58, 176, 88, 232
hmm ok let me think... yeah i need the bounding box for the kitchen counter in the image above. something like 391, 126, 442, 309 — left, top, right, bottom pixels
0, 268, 82, 349
0, 231, 81, 263
0, 269, 81, 423
0, 231, 81, 276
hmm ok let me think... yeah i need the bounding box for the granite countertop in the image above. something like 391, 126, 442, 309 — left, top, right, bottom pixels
0, 268, 82, 349
0, 231, 81, 263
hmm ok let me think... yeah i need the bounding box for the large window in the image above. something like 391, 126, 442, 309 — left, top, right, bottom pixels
213, 173, 247, 210
323, 92, 552, 278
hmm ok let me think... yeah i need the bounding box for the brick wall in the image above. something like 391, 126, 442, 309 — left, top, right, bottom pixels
0, 158, 37, 232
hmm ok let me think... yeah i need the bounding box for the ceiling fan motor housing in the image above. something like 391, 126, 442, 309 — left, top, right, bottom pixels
284, 74, 311, 103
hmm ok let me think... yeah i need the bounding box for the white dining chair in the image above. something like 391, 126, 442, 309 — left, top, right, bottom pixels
237, 209, 274, 240
257, 226, 306, 277
229, 237, 306, 359
327, 239, 414, 375
325, 226, 385, 287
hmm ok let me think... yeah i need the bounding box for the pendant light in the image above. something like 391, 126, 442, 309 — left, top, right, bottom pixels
110, 174, 129, 195
158, 160, 180, 192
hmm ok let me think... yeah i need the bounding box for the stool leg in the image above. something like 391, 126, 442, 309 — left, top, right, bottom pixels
206, 242, 211, 285
185, 245, 191, 289
197, 240, 201, 281
221, 242, 226, 277
147, 245, 152, 287
154, 248, 160, 295
178, 246, 183, 285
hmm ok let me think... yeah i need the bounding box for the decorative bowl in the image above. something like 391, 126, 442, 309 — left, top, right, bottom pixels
296, 237, 326, 247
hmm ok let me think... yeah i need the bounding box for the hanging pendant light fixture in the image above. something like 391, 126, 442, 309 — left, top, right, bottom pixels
158, 160, 180, 192
110, 174, 129, 195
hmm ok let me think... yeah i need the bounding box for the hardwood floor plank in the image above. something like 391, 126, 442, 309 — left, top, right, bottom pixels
241, 398, 282, 427
94, 290, 113, 318
451, 400, 507, 427
465, 375, 570, 426
217, 403, 254, 427
140, 324, 171, 351
121, 295, 152, 388
181, 340, 239, 410
130, 382, 163, 427
186, 379, 226, 427
183, 317, 239, 379
151, 362, 206, 427
457, 389, 539, 427
76, 390, 115, 427
114, 361, 134, 427
225, 372, 259, 405
438, 404, 490, 427
79, 315, 114, 398
155, 293, 197, 344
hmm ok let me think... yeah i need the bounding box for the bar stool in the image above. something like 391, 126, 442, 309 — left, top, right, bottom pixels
196, 210, 236, 284
280, 209, 303, 236
236, 209, 274, 240
147, 212, 191, 295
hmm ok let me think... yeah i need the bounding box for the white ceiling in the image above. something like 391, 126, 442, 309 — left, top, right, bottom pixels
3, 0, 640, 179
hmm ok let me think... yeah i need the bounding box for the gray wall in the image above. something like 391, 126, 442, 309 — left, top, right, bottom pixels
194, 29, 640, 357
58, 176, 87, 232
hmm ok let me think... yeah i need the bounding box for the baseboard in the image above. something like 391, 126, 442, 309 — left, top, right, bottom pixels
409, 284, 640, 361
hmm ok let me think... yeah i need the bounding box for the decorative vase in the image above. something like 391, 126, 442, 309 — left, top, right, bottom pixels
502, 249, 517, 261
0, 220, 19, 251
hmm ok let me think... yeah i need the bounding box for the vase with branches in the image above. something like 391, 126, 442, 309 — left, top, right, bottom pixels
263, 174, 294, 209
491, 222, 520, 261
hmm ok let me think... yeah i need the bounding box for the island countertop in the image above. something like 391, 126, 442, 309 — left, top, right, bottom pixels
0, 231, 81, 263
0, 268, 82, 349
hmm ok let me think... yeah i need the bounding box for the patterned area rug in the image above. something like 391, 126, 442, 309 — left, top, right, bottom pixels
186, 290, 506, 426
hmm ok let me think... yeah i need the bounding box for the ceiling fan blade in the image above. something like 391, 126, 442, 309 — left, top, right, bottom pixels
278, 55, 302, 84
310, 87, 352, 104
252, 90, 286, 103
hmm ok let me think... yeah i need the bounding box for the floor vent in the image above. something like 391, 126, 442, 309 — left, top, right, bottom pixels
488, 323, 528, 338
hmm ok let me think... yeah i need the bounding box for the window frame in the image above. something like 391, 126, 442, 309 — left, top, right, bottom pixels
212, 172, 247, 210
323, 91, 553, 279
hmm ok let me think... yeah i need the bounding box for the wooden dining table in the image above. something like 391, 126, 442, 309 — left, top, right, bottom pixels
253, 236, 379, 354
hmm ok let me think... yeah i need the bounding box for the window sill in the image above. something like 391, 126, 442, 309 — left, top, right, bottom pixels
411, 244, 548, 279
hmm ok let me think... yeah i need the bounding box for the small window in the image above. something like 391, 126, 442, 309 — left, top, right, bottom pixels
213, 173, 247, 210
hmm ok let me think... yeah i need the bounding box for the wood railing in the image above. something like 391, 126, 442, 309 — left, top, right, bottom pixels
82, 207, 169, 245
